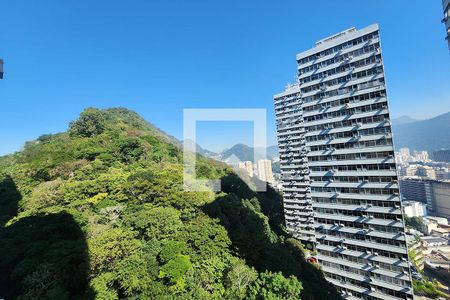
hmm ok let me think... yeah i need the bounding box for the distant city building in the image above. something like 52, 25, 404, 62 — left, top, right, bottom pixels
400, 177, 450, 219
432, 181, 450, 219
405, 165, 418, 177
436, 168, 450, 181
404, 165, 437, 179
427, 216, 449, 226
275, 24, 413, 300
413, 150, 429, 162
399, 148, 411, 163
443, 0, 450, 49
400, 177, 434, 210
257, 159, 273, 182
433, 149, 450, 163
403, 201, 427, 218
421, 236, 448, 248
416, 165, 437, 180
237, 161, 253, 177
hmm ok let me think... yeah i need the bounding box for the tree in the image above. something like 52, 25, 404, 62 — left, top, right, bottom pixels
405, 216, 424, 231
225, 259, 258, 299
248, 271, 303, 300
69, 108, 106, 138
159, 254, 193, 291
88, 228, 141, 274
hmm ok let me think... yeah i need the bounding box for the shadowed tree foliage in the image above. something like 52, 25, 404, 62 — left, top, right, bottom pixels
0, 175, 20, 227
0, 176, 93, 299
204, 174, 341, 300
0, 108, 341, 299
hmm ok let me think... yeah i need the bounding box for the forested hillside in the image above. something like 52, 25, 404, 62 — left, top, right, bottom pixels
0, 108, 340, 300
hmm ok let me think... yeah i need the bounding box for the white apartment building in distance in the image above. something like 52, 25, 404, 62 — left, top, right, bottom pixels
257, 159, 274, 182
237, 161, 254, 177
275, 24, 413, 300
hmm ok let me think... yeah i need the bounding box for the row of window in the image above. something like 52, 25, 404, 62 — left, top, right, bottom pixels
310, 175, 396, 184
321, 260, 409, 288
309, 164, 396, 172
274, 94, 300, 109
311, 187, 398, 195
304, 98, 386, 125
320, 250, 405, 273
308, 137, 392, 152
302, 78, 385, 104
313, 197, 401, 208
305, 114, 388, 133
275, 104, 301, 113
309, 151, 393, 162
318, 231, 404, 251
319, 239, 406, 260
325, 272, 410, 299
315, 208, 402, 222
297, 31, 380, 64
298, 42, 380, 75
303, 90, 386, 113
301, 66, 384, 94
315, 218, 402, 234
305, 127, 390, 143
299, 54, 382, 85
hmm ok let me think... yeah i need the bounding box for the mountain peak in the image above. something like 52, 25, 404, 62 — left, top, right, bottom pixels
392, 115, 417, 126
392, 111, 450, 151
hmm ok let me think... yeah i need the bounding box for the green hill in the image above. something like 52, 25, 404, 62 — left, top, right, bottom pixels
0, 107, 340, 300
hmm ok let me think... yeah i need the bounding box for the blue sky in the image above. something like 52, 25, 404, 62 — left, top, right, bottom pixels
1, 0, 449, 155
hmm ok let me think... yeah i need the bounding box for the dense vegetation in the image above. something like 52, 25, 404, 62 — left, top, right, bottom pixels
0, 108, 340, 299
404, 216, 424, 232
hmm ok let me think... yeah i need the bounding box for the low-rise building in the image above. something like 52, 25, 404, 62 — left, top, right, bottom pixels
421, 236, 449, 248
403, 201, 427, 218
407, 235, 425, 272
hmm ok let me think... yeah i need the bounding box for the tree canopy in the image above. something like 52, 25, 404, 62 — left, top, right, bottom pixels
0, 108, 340, 299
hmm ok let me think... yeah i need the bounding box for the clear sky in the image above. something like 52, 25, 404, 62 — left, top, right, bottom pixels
1, 0, 449, 155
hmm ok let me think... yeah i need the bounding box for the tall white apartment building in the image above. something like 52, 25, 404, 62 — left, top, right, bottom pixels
275, 24, 413, 300
257, 159, 274, 182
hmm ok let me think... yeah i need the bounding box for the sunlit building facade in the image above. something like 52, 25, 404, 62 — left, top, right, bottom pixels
275, 24, 413, 300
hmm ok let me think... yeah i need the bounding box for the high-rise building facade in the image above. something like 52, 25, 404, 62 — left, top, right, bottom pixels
275, 83, 315, 241
443, 0, 450, 49
432, 149, 450, 163
400, 177, 432, 206
275, 24, 413, 300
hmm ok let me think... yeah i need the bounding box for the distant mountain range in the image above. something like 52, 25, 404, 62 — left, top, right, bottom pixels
219, 144, 279, 162
190, 111, 450, 158
392, 115, 418, 126
392, 112, 450, 152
